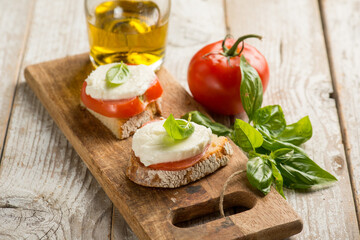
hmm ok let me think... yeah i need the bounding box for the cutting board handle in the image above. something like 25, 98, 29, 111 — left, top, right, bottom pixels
169, 190, 302, 240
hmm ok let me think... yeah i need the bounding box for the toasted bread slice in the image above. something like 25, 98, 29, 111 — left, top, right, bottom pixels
81, 100, 161, 139
126, 135, 233, 188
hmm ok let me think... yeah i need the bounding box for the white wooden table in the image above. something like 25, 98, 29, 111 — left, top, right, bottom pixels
0, 0, 359, 239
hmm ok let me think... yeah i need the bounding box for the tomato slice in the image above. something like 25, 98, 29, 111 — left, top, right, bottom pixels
81, 77, 163, 119
147, 145, 210, 171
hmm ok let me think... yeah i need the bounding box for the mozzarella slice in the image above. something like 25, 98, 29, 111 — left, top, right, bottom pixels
85, 63, 156, 100
132, 120, 212, 167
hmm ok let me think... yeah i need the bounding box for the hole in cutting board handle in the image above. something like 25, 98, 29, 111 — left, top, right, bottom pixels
171, 191, 257, 228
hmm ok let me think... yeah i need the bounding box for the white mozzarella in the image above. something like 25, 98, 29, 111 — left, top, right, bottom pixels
85, 63, 156, 100
132, 120, 212, 167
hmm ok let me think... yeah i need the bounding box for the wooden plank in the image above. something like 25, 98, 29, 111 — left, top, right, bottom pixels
112, 208, 138, 240
24, 53, 302, 240
0, 0, 113, 238
0, 0, 34, 153
225, 0, 360, 239
111, 0, 229, 237
319, 0, 360, 225
163, 0, 227, 91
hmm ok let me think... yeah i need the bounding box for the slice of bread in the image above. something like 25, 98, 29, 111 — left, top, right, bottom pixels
126, 135, 233, 188
81, 100, 161, 139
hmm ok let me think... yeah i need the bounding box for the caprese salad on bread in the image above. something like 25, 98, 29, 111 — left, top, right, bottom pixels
80, 62, 162, 139
126, 114, 233, 188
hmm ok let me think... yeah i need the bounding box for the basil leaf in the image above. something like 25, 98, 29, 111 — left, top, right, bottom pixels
231, 119, 263, 152
106, 62, 130, 86
271, 148, 294, 160
240, 55, 263, 122
181, 111, 232, 136
253, 105, 286, 137
163, 114, 194, 140
257, 127, 308, 156
269, 160, 285, 198
247, 156, 273, 195
277, 116, 312, 146
272, 148, 337, 189
255, 146, 271, 155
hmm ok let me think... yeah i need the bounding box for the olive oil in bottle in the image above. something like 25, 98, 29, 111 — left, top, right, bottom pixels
86, 0, 168, 69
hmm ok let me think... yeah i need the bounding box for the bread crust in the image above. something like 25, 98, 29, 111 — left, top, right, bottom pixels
80, 99, 161, 139
126, 135, 233, 188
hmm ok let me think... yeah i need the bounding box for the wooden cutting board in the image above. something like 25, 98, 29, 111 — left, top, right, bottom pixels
24, 53, 302, 240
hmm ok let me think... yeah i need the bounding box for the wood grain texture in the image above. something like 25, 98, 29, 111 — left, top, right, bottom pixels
320, 0, 360, 225
0, 0, 34, 153
112, 208, 137, 240
1, 0, 358, 238
225, 0, 360, 239
113, 0, 229, 237
24, 53, 302, 240
0, 0, 113, 238
163, 0, 233, 134
163, 0, 226, 91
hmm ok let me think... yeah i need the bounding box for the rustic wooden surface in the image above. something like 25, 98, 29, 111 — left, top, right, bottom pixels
0, 0, 359, 239
25, 53, 302, 240
319, 0, 360, 224
225, 0, 359, 239
0, 0, 34, 152
0, 0, 113, 239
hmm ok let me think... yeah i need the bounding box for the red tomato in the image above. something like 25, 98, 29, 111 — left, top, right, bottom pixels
188, 35, 269, 115
81, 77, 163, 119
147, 145, 209, 171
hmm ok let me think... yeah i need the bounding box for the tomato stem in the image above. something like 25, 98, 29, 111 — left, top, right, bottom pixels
202, 34, 263, 66
221, 34, 233, 52
222, 34, 262, 57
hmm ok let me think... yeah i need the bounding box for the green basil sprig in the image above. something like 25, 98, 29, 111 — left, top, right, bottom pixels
181, 111, 232, 136
240, 55, 263, 122
269, 159, 285, 198
182, 56, 337, 198
276, 116, 312, 146
253, 105, 286, 137
106, 62, 130, 87
271, 149, 337, 189
231, 119, 263, 152
163, 114, 194, 140
246, 154, 273, 195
